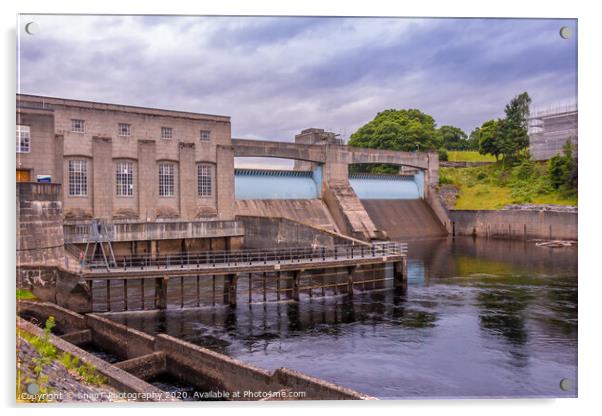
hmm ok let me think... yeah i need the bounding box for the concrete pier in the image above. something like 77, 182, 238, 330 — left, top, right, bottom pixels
154, 277, 168, 310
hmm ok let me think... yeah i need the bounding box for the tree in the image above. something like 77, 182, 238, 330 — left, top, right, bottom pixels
467, 127, 481, 151
478, 119, 503, 161
348, 109, 438, 152
436, 125, 469, 150
548, 139, 577, 190
498, 92, 531, 162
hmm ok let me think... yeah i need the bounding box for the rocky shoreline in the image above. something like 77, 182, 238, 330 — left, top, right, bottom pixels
17, 337, 122, 403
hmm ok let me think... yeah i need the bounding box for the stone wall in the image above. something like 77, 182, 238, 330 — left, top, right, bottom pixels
450, 209, 578, 240
17, 182, 64, 265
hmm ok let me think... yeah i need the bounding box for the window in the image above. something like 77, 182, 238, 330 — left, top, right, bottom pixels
159, 163, 175, 197
115, 161, 134, 196
118, 123, 131, 137
197, 164, 213, 197
68, 160, 88, 196
16, 125, 30, 153
200, 130, 211, 142
71, 119, 85, 133
161, 127, 173, 139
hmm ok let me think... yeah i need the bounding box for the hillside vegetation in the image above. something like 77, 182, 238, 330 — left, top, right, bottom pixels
440, 160, 577, 210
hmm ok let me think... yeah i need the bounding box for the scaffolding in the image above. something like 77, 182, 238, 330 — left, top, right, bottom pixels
528, 101, 578, 161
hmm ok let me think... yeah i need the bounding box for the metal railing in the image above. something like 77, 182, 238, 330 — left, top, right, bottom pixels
84, 242, 407, 271
64, 219, 244, 244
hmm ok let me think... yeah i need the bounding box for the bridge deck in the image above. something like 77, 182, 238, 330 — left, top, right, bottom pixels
81, 243, 407, 280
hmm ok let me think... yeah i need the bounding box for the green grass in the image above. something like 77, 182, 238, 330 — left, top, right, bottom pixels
17, 289, 36, 300
440, 162, 577, 210
447, 151, 497, 162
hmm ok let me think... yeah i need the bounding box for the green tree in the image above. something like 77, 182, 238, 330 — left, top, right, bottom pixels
348, 109, 438, 152
478, 119, 503, 161
498, 92, 531, 163
437, 125, 469, 150
548, 139, 577, 190
467, 127, 481, 151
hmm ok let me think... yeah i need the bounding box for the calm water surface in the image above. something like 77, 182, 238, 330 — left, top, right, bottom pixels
109, 237, 577, 399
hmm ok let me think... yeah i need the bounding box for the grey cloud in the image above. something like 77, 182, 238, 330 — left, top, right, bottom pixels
18, 15, 577, 143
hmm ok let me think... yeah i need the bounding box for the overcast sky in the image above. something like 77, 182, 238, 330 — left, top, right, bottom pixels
18, 15, 577, 147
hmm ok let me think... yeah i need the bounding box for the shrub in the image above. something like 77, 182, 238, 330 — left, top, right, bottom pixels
438, 148, 448, 161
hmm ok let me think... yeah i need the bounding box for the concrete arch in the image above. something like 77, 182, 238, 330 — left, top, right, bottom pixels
232, 138, 327, 163
348, 148, 430, 171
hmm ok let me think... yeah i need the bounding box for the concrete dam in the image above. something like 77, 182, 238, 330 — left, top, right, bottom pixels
234, 168, 447, 240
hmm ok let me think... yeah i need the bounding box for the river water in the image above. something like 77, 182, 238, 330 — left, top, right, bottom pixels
108, 237, 577, 399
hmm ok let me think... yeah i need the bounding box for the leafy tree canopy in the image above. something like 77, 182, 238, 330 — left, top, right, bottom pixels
467, 128, 481, 151
477, 119, 503, 161
497, 92, 531, 162
348, 109, 438, 152
436, 125, 469, 150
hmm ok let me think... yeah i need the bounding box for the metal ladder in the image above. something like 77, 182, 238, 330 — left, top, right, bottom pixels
83, 218, 117, 270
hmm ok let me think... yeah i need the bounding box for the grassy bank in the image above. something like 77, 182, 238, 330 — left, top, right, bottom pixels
446, 151, 497, 162
17, 289, 36, 300
440, 162, 577, 210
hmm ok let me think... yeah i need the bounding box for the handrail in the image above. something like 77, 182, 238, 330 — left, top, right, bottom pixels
82, 242, 407, 271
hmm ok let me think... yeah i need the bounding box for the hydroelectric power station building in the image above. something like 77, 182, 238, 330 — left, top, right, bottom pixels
16, 94, 449, 259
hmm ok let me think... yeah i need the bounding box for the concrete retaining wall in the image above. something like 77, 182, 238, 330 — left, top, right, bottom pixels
17, 318, 170, 400
237, 215, 367, 249
450, 209, 577, 240
18, 300, 87, 334
86, 314, 155, 360
155, 333, 274, 395
235, 199, 338, 232
155, 334, 372, 400
17, 302, 373, 400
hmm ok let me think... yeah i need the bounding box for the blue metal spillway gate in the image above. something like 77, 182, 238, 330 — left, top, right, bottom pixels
234, 168, 423, 200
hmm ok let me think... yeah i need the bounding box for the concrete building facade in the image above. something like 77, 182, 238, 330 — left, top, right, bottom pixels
17, 94, 235, 223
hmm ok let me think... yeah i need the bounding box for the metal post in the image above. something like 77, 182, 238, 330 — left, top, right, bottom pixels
196, 275, 200, 307
212, 275, 216, 306
180, 276, 184, 308
123, 279, 128, 311
248, 273, 252, 304
106, 280, 111, 312
140, 279, 145, 310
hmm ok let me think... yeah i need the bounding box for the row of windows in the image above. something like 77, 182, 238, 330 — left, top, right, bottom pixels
16, 125, 30, 153
67, 160, 214, 198
70, 119, 211, 141
17, 123, 211, 154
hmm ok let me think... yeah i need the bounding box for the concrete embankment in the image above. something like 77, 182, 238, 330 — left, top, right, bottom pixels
361, 199, 448, 240
235, 199, 339, 232
449, 209, 577, 240
18, 301, 374, 401
17, 316, 170, 401
237, 215, 368, 249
